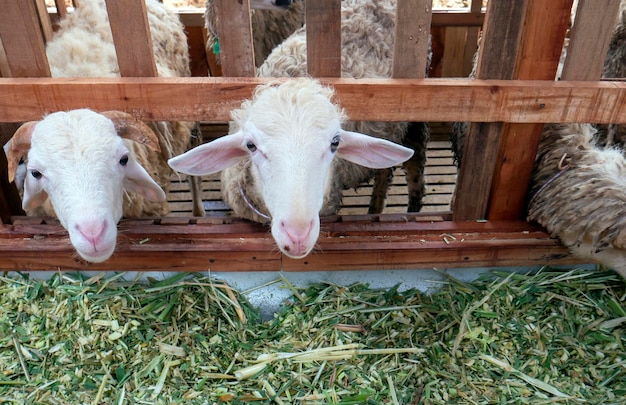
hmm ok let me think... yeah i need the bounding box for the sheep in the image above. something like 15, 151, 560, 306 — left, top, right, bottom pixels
206, 0, 430, 213
3, 0, 199, 263
526, 123, 626, 279
527, 4, 626, 278
169, 78, 414, 259
205, 0, 305, 68
257, 0, 430, 214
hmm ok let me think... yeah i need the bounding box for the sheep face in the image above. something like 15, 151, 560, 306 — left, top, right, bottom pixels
169, 79, 413, 259
7, 109, 166, 263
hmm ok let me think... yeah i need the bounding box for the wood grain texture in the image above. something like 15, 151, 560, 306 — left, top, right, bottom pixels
106, 0, 158, 77
0, 0, 50, 77
453, 0, 527, 220
0, 218, 581, 271
393, 0, 432, 79
306, 0, 341, 77
1, 77, 626, 123
213, 0, 255, 76
561, 0, 621, 81
487, 0, 575, 221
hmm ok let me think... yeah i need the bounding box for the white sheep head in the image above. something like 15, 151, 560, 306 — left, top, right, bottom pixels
169, 79, 413, 259
5, 109, 166, 263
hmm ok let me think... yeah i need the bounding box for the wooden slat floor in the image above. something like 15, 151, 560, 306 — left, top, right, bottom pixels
166, 122, 458, 217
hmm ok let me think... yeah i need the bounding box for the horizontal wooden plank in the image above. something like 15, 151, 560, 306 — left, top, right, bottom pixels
173, 9, 485, 28
0, 219, 582, 271
1, 77, 626, 124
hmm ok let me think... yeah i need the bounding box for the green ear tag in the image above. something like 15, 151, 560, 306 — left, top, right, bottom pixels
213, 38, 220, 55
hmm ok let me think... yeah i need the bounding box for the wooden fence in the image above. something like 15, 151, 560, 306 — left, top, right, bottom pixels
0, 0, 623, 271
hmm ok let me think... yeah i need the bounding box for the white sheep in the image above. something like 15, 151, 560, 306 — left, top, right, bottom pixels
169, 78, 414, 259
205, 0, 305, 68
3, 0, 198, 263
527, 4, 626, 278
527, 123, 626, 279
256, 0, 431, 214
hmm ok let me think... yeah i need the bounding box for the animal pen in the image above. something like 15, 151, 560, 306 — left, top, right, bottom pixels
0, 0, 624, 274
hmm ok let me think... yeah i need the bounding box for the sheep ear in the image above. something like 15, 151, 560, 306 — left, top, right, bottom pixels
168, 131, 248, 176
22, 175, 48, 211
101, 111, 161, 153
336, 130, 414, 169
123, 157, 167, 202
6, 121, 37, 183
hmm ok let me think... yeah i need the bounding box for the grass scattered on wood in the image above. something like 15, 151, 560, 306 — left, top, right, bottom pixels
0, 266, 625, 404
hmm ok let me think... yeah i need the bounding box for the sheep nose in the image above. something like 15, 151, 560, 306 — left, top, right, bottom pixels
281, 219, 313, 256
76, 220, 108, 250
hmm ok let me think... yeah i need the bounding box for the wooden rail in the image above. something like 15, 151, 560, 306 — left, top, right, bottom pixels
0, 215, 581, 271
0, 0, 620, 271
0, 78, 625, 126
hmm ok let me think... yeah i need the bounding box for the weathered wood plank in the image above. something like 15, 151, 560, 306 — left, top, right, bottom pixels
213, 0, 255, 76
106, 0, 158, 77
561, 0, 621, 81
487, 0, 575, 221
1, 77, 626, 123
453, 0, 528, 220
34, 0, 54, 43
0, 0, 50, 77
306, 0, 341, 77
175, 9, 484, 28
393, 0, 432, 79
0, 219, 581, 271
54, 0, 68, 19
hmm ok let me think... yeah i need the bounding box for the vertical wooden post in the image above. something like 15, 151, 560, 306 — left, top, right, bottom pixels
486, 0, 574, 220
393, 0, 432, 79
213, 0, 255, 77
0, 0, 50, 222
306, 0, 341, 77
0, 0, 51, 78
453, 0, 528, 220
106, 0, 159, 77
561, 0, 621, 81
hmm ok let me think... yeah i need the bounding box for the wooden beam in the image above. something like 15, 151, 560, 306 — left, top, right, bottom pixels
0, 0, 50, 77
453, 0, 528, 220
213, 0, 255, 76
306, 0, 341, 77
1, 77, 626, 123
34, 0, 54, 43
561, 0, 621, 81
106, 0, 158, 77
393, 0, 432, 79
175, 9, 485, 28
487, 0, 575, 221
0, 217, 582, 271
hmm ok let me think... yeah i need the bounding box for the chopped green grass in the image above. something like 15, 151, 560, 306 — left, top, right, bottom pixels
0, 266, 624, 404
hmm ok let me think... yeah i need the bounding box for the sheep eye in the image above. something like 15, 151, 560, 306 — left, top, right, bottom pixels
31, 170, 42, 179
330, 135, 340, 153
119, 155, 129, 166
246, 142, 257, 152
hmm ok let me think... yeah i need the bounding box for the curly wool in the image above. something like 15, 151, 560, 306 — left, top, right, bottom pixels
527, 123, 626, 277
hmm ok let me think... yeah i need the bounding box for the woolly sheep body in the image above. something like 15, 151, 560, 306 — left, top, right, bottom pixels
527, 124, 626, 279
7, 0, 197, 262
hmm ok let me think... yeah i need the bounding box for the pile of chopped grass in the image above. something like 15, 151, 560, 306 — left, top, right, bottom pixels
0, 267, 625, 404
